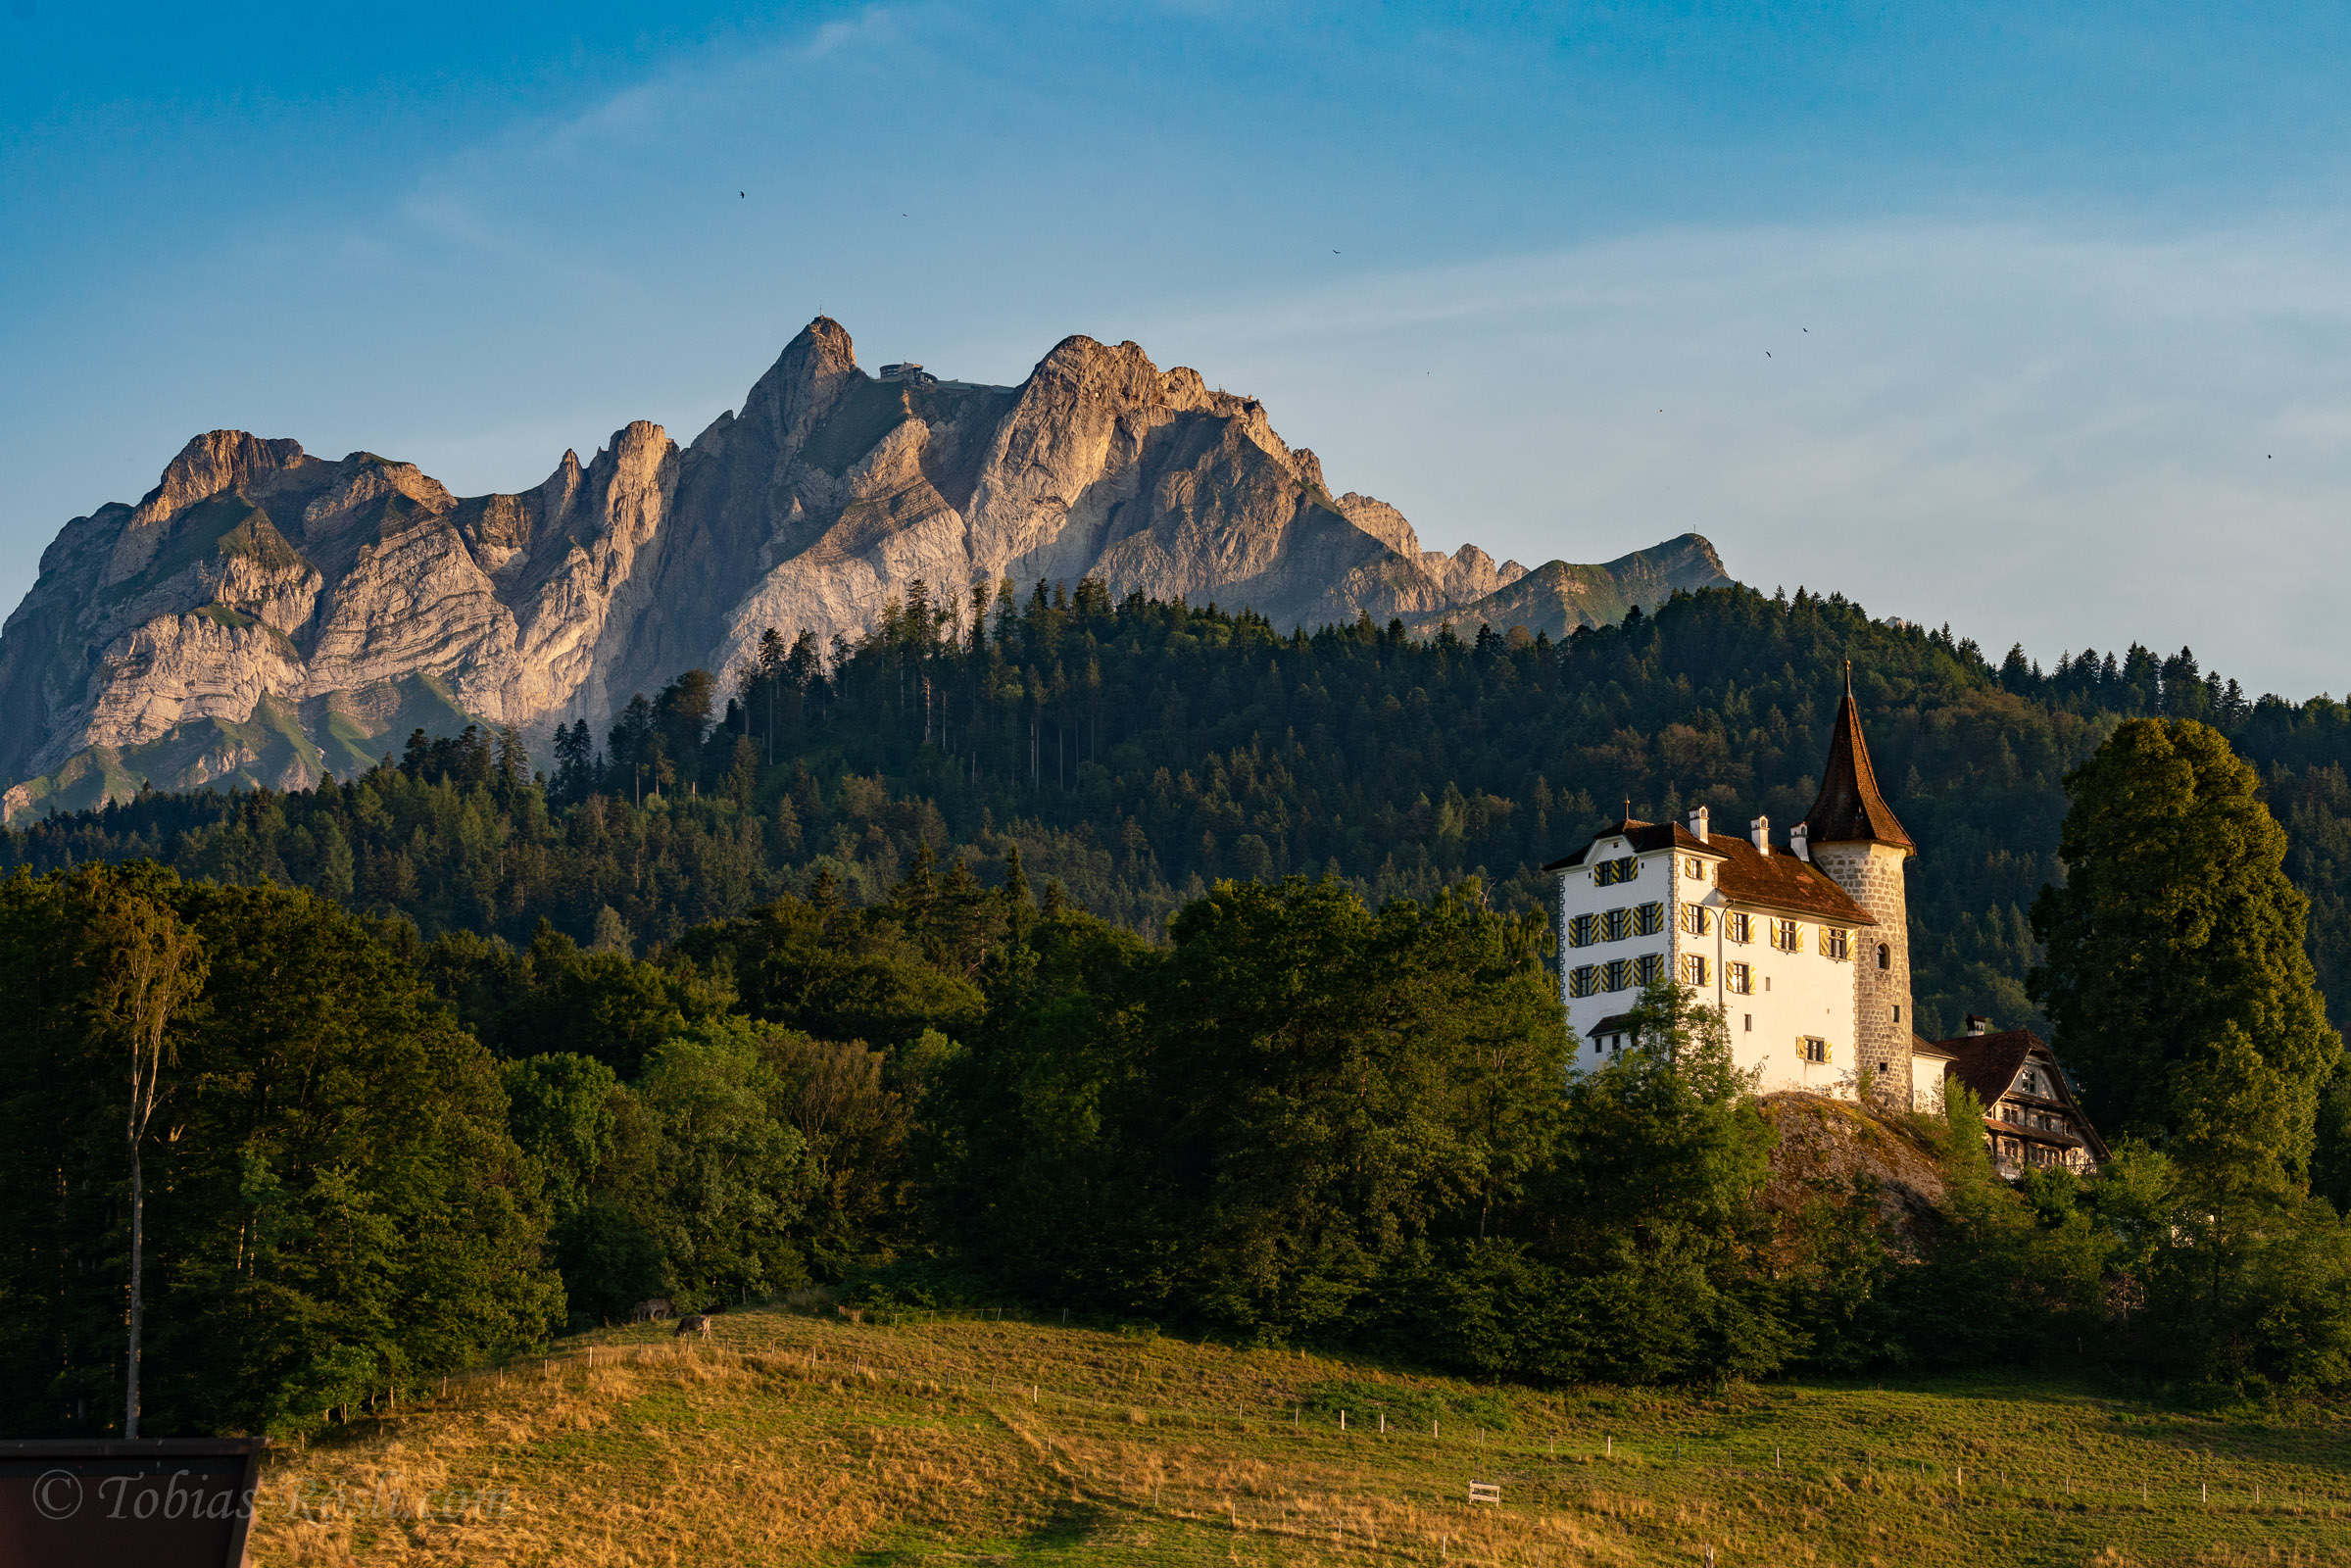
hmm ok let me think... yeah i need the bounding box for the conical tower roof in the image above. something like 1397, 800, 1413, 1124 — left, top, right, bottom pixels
1801, 665, 1914, 854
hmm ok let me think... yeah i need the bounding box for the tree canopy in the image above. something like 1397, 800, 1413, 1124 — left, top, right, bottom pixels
2031, 718, 2342, 1192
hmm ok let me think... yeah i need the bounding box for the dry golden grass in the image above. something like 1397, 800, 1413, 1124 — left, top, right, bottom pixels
243, 1307, 2351, 1566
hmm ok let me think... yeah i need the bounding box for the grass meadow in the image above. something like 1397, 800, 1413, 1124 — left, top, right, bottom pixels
245, 1305, 2351, 1566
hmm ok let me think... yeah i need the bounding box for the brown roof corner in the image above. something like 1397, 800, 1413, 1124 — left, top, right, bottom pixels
1800, 664, 1915, 854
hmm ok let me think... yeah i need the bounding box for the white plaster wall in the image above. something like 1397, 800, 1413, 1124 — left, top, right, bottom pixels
1697, 887, 1860, 1093
1557, 841, 1865, 1090
1557, 844, 1676, 1070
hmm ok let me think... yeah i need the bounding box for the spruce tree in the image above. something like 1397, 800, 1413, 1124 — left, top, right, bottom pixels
2031, 718, 2341, 1192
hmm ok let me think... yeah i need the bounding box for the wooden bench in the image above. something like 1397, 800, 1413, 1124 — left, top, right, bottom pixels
1467, 1482, 1501, 1506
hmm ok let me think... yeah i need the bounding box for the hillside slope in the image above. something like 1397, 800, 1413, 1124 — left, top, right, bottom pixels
244, 1309, 2351, 1566
0, 319, 1717, 811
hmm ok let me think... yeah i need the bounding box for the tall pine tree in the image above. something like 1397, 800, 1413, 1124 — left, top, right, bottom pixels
2031, 718, 2341, 1194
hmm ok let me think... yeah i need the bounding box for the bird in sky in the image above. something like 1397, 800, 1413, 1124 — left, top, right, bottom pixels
739, 191, 744, 198
1333, 249, 1341, 254
1766, 351, 1773, 358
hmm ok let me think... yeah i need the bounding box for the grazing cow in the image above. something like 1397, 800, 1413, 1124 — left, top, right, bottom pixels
674, 1312, 713, 1340
631, 1298, 673, 1324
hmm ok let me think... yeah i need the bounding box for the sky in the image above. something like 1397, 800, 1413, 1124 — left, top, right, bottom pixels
5, 1, 2350, 698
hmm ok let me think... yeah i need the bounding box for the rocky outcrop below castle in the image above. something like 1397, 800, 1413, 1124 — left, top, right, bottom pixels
0, 318, 1734, 816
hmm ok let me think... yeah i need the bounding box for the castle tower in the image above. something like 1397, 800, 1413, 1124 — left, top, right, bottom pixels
1799, 667, 1917, 1103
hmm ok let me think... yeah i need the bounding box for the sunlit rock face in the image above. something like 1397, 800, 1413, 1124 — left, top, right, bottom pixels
0, 318, 1730, 813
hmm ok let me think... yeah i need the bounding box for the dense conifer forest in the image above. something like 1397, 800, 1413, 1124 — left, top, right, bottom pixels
11, 581, 2351, 1041
12, 582, 2351, 1440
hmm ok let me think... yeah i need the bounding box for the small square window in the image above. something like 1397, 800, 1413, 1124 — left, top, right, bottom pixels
1801, 1037, 1829, 1064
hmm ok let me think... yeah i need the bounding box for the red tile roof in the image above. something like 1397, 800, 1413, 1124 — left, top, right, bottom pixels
1544, 817, 1874, 925
1705, 831, 1877, 926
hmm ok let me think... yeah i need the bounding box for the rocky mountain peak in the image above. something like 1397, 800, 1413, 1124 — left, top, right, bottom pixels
130, 430, 308, 529
1, 320, 1737, 816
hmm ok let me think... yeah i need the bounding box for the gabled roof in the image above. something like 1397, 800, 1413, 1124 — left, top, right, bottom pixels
1940, 1029, 2034, 1107
1911, 1032, 1957, 1060
1706, 831, 1877, 926
1934, 1026, 2112, 1166
1800, 668, 1915, 854
1542, 816, 1718, 872
1543, 817, 1875, 925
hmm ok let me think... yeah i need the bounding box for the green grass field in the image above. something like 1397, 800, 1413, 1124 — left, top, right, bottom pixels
247, 1305, 2351, 1566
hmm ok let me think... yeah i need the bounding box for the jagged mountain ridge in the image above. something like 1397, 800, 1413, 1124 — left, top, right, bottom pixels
0, 318, 1734, 815
1403, 538, 1735, 641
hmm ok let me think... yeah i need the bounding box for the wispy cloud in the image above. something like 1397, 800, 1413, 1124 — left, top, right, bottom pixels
1137, 218, 2351, 697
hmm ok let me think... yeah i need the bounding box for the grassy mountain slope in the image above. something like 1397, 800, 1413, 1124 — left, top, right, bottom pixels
247, 1308, 2351, 1566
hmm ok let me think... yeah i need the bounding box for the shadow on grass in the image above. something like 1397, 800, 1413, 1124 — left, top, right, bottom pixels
848, 1501, 1108, 1564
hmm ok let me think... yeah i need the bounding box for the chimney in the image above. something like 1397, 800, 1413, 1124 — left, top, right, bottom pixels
1789, 821, 1810, 861
1749, 814, 1770, 857
1966, 1013, 1990, 1036
1689, 806, 1709, 843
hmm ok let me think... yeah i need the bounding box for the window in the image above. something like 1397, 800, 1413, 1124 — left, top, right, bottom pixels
1742, 1012, 1753, 1032
1568, 965, 1598, 998
1593, 856, 1638, 886
1635, 902, 1665, 936
1683, 954, 1709, 986
1822, 927, 1849, 960
1567, 912, 1597, 948
1684, 856, 1707, 879
1727, 962, 1752, 995
1679, 903, 1709, 937
1726, 911, 1752, 944
1770, 918, 1803, 953
1603, 958, 1634, 992
1601, 907, 1631, 942
1877, 943, 1890, 970
1635, 953, 1665, 986
1801, 1036, 1829, 1064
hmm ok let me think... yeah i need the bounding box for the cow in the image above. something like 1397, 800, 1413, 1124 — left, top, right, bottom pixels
630, 1298, 673, 1324
674, 1312, 713, 1341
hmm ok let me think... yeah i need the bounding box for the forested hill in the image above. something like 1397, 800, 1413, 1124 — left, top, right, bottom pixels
8, 580, 2351, 1041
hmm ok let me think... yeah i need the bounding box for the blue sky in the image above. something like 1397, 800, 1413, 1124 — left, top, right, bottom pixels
6, 2, 2351, 696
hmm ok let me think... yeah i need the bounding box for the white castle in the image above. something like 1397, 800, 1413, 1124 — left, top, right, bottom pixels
1548, 669, 1922, 1103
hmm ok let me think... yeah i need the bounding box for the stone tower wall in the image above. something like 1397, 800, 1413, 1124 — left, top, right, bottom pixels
1808, 842, 1914, 1102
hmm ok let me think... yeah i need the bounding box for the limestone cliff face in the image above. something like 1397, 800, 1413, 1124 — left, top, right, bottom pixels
0, 318, 1731, 814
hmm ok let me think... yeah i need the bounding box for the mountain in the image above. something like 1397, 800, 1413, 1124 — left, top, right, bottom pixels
0, 318, 1729, 816
1403, 536, 1734, 640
